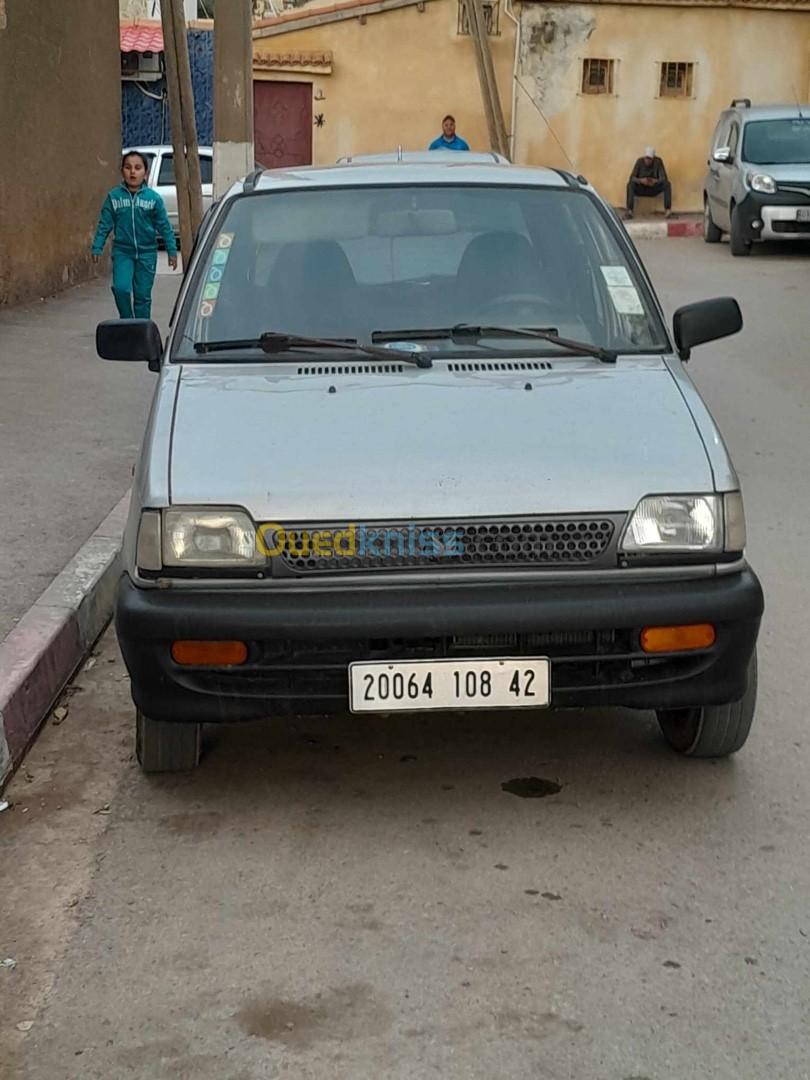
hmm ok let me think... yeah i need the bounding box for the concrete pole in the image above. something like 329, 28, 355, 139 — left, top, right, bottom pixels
467, 0, 509, 159
475, 0, 509, 158
214, 0, 255, 199
161, 0, 194, 264
169, 0, 204, 237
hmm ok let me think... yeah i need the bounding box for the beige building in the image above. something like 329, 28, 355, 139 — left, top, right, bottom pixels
0, 1, 120, 305
252, 0, 810, 210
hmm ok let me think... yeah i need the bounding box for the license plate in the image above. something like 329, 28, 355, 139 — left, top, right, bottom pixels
349, 657, 550, 713
797, 208, 810, 222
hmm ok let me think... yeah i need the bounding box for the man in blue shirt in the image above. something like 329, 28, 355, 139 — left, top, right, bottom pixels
429, 115, 470, 152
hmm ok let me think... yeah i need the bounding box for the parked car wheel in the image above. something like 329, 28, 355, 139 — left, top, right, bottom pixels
657, 653, 757, 758
136, 709, 201, 772
703, 197, 722, 243
729, 205, 752, 256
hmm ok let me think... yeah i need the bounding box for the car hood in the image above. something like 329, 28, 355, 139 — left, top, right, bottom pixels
743, 161, 810, 184
169, 359, 714, 520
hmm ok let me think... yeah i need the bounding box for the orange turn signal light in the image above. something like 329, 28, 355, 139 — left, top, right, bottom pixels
171, 640, 248, 666
640, 624, 716, 654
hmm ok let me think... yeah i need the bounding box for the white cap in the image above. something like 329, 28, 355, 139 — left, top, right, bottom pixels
644, 146, 656, 158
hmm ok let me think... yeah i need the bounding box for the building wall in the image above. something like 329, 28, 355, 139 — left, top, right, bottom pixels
514, 3, 810, 211
122, 28, 214, 146
253, 0, 810, 212
0, 1, 120, 305
252, 1, 517, 161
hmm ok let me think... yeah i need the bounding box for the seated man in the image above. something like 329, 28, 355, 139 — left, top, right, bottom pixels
626, 147, 672, 219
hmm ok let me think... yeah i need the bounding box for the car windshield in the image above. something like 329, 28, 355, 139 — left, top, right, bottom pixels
174, 184, 668, 359
742, 118, 810, 165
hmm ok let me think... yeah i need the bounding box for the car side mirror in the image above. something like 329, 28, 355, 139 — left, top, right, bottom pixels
673, 298, 742, 361
713, 147, 732, 164
96, 319, 163, 372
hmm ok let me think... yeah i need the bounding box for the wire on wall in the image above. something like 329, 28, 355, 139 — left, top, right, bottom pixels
514, 76, 577, 172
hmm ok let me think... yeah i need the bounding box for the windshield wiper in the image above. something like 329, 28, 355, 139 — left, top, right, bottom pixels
372, 325, 618, 364
193, 331, 433, 368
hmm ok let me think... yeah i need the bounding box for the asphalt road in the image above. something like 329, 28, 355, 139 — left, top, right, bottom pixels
0, 257, 179, 640
2, 239, 809, 1080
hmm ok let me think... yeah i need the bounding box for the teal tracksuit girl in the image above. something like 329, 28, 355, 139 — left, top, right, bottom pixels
91, 183, 177, 319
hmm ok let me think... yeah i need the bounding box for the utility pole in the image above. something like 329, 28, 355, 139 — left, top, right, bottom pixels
161, 0, 203, 265
214, 0, 255, 199
467, 0, 510, 159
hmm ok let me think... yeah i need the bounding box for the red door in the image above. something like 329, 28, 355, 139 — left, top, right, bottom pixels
253, 81, 313, 169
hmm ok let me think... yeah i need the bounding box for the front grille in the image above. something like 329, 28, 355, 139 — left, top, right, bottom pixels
180, 630, 713, 701
775, 183, 810, 200
772, 220, 810, 233
272, 517, 621, 576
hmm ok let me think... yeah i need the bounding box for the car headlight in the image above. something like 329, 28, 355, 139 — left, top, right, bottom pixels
747, 173, 777, 195
621, 494, 746, 555
161, 508, 262, 567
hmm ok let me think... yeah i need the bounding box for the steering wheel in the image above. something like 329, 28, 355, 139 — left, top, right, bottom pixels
478, 293, 559, 323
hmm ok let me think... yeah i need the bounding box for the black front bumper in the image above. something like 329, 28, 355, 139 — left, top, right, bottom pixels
735, 189, 810, 240
116, 568, 763, 723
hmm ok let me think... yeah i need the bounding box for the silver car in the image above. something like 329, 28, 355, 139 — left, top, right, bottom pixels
97, 152, 763, 772
123, 144, 214, 232
703, 101, 810, 255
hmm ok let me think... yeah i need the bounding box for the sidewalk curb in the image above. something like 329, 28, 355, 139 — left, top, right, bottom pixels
624, 219, 704, 240
0, 492, 130, 789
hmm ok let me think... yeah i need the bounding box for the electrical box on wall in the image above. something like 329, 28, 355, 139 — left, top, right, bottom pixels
121, 51, 163, 82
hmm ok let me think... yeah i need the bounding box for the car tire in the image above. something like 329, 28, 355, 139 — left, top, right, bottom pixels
729, 205, 751, 256
135, 709, 201, 773
656, 652, 757, 758
703, 197, 722, 243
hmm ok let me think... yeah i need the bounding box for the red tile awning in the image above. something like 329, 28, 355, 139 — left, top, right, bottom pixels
120, 22, 164, 54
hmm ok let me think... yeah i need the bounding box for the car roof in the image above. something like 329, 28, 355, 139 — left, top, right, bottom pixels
727, 105, 810, 122
336, 150, 510, 165
123, 144, 213, 154
243, 155, 580, 194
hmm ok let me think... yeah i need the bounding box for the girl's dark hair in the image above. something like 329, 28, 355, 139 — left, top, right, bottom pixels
121, 151, 150, 173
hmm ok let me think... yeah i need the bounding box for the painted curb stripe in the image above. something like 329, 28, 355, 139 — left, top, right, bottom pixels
625, 220, 704, 240
0, 492, 130, 789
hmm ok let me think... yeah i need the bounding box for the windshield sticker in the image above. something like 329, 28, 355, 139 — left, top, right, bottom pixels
199, 299, 217, 319
212, 248, 229, 265
207, 265, 225, 284
216, 232, 234, 250
383, 341, 428, 353
608, 285, 644, 316
600, 265, 633, 288
203, 282, 220, 300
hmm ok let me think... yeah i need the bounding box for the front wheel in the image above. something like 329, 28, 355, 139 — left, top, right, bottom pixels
703, 197, 722, 243
136, 709, 201, 773
730, 206, 752, 256
656, 653, 757, 758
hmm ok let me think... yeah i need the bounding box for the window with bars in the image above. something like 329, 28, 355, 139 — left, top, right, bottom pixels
581, 59, 615, 95
458, 0, 500, 36
659, 62, 695, 98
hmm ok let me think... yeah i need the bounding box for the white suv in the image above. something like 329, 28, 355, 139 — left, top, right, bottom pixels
124, 144, 214, 233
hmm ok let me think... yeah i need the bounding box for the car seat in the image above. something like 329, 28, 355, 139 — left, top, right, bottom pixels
455, 231, 545, 316
264, 239, 361, 338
